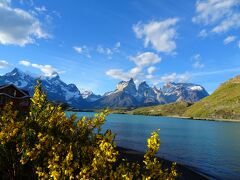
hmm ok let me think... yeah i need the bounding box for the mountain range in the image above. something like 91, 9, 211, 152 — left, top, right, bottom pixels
91, 78, 209, 108
128, 74, 240, 121
0, 68, 209, 109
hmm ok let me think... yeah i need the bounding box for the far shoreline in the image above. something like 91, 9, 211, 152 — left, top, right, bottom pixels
110, 111, 240, 123
68, 109, 240, 123
168, 115, 240, 123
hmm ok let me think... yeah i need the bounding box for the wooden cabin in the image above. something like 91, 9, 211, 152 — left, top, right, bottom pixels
0, 84, 31, 111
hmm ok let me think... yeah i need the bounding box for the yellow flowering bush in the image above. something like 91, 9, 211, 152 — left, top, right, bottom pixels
0, 81, 178, 179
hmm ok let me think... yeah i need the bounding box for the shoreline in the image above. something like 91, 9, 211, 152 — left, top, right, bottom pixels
117, 146, 211, 180
113, 111, 240, 123
153, 115, 240, 123
72, 109, 240, 123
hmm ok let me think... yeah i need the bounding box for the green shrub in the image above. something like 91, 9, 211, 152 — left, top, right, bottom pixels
0, 81, 177, 179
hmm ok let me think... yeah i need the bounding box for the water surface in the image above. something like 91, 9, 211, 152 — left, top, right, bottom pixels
67, 112, 240, 179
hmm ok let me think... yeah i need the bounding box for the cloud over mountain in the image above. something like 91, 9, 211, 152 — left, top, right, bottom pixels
106, 52, 161, 82
19, 60, 61, 77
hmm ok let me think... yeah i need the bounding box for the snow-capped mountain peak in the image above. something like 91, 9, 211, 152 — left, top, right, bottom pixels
162, 82, 209, 103
80, 90, 92, 99
0, 68, 86, 108
81, 90, 101, 102
6, 68, 26, 78
189, 85, 203, 91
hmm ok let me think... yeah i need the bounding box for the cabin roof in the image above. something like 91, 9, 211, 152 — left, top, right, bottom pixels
0, 84, 30, 98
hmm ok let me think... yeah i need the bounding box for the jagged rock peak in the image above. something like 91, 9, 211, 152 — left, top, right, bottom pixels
116, 78, 137, 95
129, 78, 134, 83
138, 81, 150, 93
6, 68, 25, 77
138, 81, 149, 88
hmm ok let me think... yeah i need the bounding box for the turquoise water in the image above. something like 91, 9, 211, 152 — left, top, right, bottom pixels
67, 112, 240, 179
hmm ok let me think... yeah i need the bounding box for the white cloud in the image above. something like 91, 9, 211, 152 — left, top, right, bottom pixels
212, 13, 240, 33
32, 63, 58, 77
238, 40, 240, 48
192, 54, 204, 69
114, 42, 121, 49
146, 74, 154, 79
97, 46, 112, 55
0, 60, 9, 68
192, 0, 239, 24
96, 42, 120, 58
106, 52, 161, 83
193, 0, 240, 36
129, 66, 142, 75
73, 45, 91, 58
198, 29, 208, 38
18, 59, 60, 77
106, 69, 135, 81
193, 61, 205, 69
105, 69, 126, 80
19, 60, 31, 66
0, 1, 49, 46
73, 42, 120, 59
223, 35, 237, 44
160, 73, 191, 83
73, 46, 83, 53
106, 65, 144, 82
35, 6, 46, 13
147, 66, 156, 74
192, 54, 201, 61
130, 52, 161, 67
106, 51, 192, 85
133, 18, 179, 53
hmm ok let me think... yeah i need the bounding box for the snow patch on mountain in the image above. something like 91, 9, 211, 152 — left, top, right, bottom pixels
81, 90, 101, 102
0, 68, 86, 108
189, 86, 203, 91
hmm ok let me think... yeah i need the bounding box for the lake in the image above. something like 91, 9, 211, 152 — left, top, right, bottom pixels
66, 112, 240, 180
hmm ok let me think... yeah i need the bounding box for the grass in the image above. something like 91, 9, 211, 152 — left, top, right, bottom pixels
183, 75, 240, 120
128, 101, 192, 117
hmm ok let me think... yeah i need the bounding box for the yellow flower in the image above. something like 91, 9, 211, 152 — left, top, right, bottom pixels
51, 170, 60, 180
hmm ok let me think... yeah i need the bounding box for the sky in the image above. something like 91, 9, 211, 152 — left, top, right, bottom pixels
0, 0, 240, 95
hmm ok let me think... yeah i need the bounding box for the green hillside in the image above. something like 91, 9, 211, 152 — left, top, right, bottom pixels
183, 75, 240, 120
130, 101, 192, 116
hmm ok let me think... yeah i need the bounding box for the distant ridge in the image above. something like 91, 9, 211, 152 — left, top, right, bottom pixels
0, 68, 209, 109
183, 75, 240, 120
91, 78, 209, 109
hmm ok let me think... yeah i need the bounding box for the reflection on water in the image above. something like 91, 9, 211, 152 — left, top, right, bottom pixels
67, 111, 240, 179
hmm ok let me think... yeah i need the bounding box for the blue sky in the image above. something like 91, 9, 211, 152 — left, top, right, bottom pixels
0, 0, 240, 94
